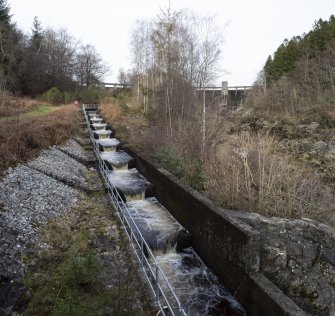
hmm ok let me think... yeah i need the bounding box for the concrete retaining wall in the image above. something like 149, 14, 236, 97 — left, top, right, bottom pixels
124, 145, 306, 316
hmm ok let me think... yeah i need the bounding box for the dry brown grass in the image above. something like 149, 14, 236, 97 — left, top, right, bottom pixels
99, 99, 152, 154
0, 104, 80, 175
204, 131, 335, 226
100, 102, 121, 121
0, 97, 41, 116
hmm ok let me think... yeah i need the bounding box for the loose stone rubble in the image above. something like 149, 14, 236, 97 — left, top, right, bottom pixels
58, 138, 91, 163
27, 147, 87, 189
0, 165, 79, 244
0, 140, 85, 315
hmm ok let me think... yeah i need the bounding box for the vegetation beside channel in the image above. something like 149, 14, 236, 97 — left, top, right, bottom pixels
22, 189, 151, 315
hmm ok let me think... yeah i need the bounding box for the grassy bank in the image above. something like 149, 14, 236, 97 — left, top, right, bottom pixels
0, 105, 55, 122
0, 103, 80, 175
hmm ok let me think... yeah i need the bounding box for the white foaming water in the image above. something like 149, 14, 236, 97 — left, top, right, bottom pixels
95, 138, 120, 151
107, 168, 151, 199
88, 112, 98, 118
90, 118, 103, 124
99, 150, 132, 169
155, 248, 246, 316
94, 129, 113, 139
91, 123, 107, 130
125, 197, 185, 250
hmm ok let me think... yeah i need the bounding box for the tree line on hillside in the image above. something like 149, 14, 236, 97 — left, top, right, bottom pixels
249, 15, 335, 111
130, 7, 223, 155
0, 0, 108, 102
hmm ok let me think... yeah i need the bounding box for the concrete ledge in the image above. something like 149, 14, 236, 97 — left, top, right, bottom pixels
123, 145, 307, 316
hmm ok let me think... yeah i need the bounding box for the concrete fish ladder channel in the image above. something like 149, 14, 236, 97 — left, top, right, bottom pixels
83, 105, 246, 316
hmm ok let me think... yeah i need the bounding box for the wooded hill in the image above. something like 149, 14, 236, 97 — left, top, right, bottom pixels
249, 15, 335, 112
0, 0, 107, 101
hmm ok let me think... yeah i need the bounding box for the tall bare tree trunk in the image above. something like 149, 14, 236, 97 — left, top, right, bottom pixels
201, 88, 206, 156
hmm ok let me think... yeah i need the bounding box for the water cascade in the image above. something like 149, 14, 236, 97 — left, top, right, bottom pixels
107, 169, 150, 200
99, 150, 132, 170
91, 123, 107, 130
88, 112, 98, 118
155, 248, 246, 315
95, 138, 120, 152
94, 129, 113, 139
90, 117, 103, 124
126, 197, 190, 251
84, 106, 246, 316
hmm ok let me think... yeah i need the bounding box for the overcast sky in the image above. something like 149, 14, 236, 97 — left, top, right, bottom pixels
9, 0, 335, 86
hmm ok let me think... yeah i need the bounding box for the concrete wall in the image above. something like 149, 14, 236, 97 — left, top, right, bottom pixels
124, 146, 306, 316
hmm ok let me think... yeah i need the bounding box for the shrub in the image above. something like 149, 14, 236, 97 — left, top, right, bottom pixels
64, 91, 75, 104
76, 88, 106, 104
155, 147, 205, 191
117, 91, 129, 112
45, 87, 64, 105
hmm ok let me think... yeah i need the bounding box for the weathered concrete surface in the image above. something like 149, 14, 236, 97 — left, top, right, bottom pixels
124, 145, 306, 316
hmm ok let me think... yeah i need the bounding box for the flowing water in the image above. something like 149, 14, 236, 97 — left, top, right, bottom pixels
88, 110, 246, 315
95, 138, 120, 151
88, 112, 98, 118
125, 197, 188, 250
155, 248, 246, 316
90, 117, 103, 124
99, 150, 132, 170
91, 123, 107, 130
94, 129, 113, 139
107, 169, 151, 200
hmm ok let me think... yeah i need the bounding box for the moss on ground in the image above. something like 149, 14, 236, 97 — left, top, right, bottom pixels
0, 105, 56, 122
23, 192, 151, 316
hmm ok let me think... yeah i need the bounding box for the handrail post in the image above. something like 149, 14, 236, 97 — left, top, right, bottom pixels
155, 264, 160, 305
141, 239, 144, 268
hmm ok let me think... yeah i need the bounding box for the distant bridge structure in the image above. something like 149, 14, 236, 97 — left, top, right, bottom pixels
102, 81, 253, 111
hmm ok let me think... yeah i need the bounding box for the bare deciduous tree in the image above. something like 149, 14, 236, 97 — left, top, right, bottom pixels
74, 44, 108, 88
130, 8, 223, 153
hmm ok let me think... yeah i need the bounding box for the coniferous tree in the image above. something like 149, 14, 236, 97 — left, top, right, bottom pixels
31, 16, 43, 52
0, 0, 11, 25
0, 0, 21, 93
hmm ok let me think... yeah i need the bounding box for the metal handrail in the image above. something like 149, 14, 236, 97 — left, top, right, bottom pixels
82, 105, 187, 316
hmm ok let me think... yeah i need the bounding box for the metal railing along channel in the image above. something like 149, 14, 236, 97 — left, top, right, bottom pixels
82, 104, 187, 316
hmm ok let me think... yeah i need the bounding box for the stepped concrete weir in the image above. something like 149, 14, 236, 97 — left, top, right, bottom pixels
88, 112, 98, 117
95, 138, 120, 151
90, 117, 103, 124
94, 129, 113, 139
99, 150, 133, 170
107, 169, 151, 201
125, 197, 191, 251
91, 123, 107, 130
84, 108, 257, 316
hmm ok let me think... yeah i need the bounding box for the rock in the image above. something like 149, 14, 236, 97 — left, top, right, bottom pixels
313, 141, 327, 152
302, 243, 319, 258
306, 122, 320, 133
0, 141, 88, 313
321, 247, 335, 265
287, 243, 303, 256
229, 211, 335, 315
